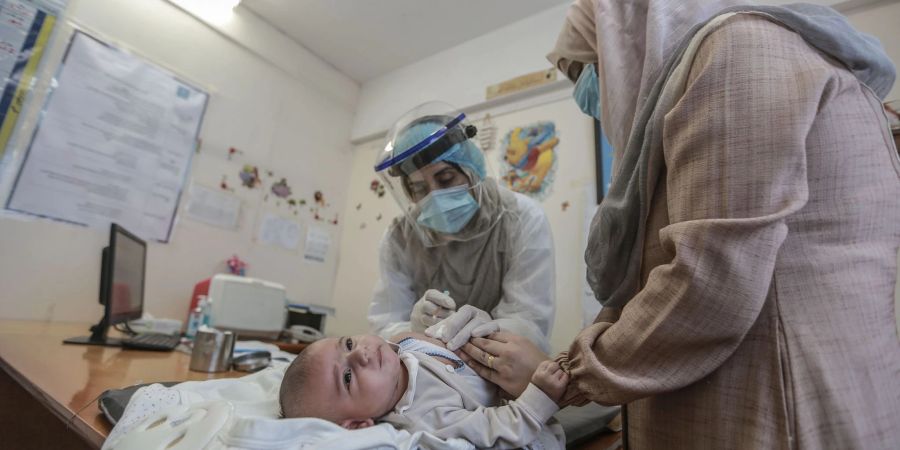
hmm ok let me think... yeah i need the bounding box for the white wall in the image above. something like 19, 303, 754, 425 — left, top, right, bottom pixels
331, 96, 596, 355
351, 4, 571, 142
352, 0, 899, 143
0, 0, 358, 323
329, 139, 400, 338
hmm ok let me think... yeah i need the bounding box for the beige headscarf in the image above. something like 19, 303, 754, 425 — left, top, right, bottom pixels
547, 0, 744, 159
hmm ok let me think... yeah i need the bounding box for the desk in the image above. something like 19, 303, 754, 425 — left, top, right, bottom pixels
0, 320, 622, 450
0, 320, 244, 449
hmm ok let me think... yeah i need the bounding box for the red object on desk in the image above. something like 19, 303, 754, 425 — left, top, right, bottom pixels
187, 277, 211, 321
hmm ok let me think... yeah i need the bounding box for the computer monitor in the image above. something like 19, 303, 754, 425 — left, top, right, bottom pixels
64, 223, 146, 346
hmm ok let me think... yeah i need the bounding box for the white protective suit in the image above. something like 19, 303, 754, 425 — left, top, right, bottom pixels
368, 180, 555, 353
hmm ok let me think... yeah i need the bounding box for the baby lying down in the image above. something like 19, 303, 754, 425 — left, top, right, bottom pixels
279, 332, 566, 450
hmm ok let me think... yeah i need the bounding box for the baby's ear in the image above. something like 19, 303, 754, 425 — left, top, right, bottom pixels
340, 418, 375, 430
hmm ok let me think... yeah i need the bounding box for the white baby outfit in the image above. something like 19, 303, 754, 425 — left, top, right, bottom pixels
381, 338, 565, 450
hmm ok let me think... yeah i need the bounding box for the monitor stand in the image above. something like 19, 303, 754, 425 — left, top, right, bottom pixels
63, 316, 122, 347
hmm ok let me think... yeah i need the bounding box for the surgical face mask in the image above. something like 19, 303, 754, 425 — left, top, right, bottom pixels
573, 63, 601, 119
416, 185, 479, 235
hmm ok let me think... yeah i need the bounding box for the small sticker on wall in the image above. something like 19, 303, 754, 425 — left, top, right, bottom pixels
370, 180, 386, 198
239, 165, 261, 188
227, 146, 243, 161
220, 175, 235, 192
271, 178, 292, 199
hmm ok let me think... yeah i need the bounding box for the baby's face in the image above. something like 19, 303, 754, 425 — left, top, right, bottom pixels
300, 335, 405, 425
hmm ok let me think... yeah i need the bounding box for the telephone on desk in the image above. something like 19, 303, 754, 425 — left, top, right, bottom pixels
288, 325, 323, 343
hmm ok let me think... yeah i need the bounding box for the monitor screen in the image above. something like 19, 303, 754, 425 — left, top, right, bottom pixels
107, 224, 145, 323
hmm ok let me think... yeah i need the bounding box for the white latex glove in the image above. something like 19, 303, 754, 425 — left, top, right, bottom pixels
425, 304, 501, 351
410, 289, 457, 333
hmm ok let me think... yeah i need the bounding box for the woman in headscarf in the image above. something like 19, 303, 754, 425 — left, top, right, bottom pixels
434, 0, 900, 448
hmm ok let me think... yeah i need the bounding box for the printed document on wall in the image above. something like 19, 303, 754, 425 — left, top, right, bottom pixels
6, 31, 207, 242
258, 212, 301, 251
303, 227, 330, 263
184, 184, 240, 230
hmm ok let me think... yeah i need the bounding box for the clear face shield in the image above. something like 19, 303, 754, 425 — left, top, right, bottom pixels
375, 102, 500, 247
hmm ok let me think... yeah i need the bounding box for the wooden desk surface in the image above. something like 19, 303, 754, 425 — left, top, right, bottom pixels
0, 320, 244, 448
0, 320, 620, 450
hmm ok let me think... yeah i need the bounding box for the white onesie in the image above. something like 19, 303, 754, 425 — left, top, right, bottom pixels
383, 338, 564, 450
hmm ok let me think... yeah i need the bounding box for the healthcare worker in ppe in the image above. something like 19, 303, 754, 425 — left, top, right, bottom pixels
368, 101, 556, 353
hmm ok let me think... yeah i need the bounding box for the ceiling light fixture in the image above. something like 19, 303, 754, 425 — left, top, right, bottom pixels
169, 0, 242, 26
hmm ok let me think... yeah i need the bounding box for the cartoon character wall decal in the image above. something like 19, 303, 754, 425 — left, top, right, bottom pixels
239, 165, 261, 188
499, 122, 559, 199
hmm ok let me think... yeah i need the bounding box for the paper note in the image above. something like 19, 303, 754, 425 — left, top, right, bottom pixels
184, 184, 240, 230
258, 212, 301, 251
303, 227, 331, 263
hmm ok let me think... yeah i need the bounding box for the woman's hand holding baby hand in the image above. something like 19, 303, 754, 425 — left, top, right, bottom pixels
531, 360, 568, 405
457, 331, 548, 397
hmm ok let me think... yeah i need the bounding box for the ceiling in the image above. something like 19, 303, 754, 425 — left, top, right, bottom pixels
241, 0, 871, 84
241, 0, 572, 83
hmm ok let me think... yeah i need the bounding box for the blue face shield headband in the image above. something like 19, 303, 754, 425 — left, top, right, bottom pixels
377, 114, 479, 176
416, 185, 479, 234
573, 63, 601, 119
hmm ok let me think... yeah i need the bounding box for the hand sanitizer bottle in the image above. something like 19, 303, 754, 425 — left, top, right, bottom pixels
186, 306, 203, 339
200, 296, 213, 327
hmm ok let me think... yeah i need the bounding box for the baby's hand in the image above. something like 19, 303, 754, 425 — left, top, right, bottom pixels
530, 360, 568, 405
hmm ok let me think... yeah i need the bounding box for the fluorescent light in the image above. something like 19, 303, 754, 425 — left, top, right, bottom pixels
170, 0, 241, 25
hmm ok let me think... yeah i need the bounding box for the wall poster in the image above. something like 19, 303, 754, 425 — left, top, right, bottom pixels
6, 30, 208, 242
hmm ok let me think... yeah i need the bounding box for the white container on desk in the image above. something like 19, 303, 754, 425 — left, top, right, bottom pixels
207, 274, 286, 339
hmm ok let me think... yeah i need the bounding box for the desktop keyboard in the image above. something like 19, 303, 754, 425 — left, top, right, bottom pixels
121, 333, 181, 351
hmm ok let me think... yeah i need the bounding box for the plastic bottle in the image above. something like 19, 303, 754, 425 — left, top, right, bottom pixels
202, 297, 214, 327
196, 295, 210, 327
186, 306, 203, 339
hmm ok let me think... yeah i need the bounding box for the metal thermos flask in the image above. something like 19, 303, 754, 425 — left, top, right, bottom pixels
189, 329, 236, 372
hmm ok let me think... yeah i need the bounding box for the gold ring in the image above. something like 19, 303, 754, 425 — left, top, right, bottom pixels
487, 354, 495, 369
